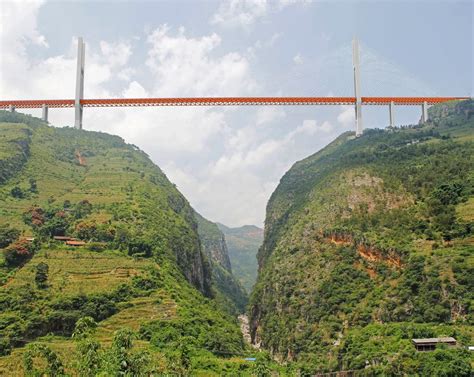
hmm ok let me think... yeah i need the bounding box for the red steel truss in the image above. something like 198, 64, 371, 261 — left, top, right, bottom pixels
0, 97, 469, 109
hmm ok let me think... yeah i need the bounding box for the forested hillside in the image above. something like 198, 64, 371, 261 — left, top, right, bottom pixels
218, 223, 263, 292
0, 111, 254, 375
250, 100, 474, 375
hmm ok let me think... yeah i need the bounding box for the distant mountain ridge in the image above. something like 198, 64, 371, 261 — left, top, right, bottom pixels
217, 223, 263, 293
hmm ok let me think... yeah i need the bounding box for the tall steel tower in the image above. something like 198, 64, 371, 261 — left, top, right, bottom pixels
353, 38, 363, 136
74, 37, 85, 130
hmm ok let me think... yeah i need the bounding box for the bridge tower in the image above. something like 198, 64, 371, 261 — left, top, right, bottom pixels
74, 37, 85, 130
353, 38, 363, 137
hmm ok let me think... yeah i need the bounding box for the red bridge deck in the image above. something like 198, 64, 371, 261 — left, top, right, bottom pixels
0, 97, 468, 109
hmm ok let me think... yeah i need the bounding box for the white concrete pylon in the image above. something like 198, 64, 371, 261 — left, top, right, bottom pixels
389, 101, 395, 128
421, 101, 428, 123
74, 37, 85, 130
353, 38, 363, 137
42, 104, 48, 123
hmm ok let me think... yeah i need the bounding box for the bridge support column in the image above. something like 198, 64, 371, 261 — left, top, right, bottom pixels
421, 101, 428, 123
9, 105, 15, 113
389, 101, 395, 128
42, 104, 48, 123
74, 37, 85, 130
353, 38, 363, 136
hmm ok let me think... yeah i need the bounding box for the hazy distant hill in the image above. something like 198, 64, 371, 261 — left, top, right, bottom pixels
217, 223, 263, 292
0, 111, 245, 374
250, 100, 473, 374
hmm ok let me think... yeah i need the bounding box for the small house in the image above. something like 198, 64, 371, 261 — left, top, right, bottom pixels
66, 240, 86, 247
412, 337, 456, 352
53, 236, 73, 241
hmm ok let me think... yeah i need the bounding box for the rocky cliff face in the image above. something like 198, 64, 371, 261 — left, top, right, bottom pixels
217, 223, 263, 292
195, 213, 232, 272
195, 213, 248, 312
250, 100, 474, 371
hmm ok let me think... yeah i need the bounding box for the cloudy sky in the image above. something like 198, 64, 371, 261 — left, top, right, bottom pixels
1, 0, 472, 227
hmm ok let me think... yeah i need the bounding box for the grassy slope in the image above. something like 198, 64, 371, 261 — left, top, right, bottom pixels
0, 112, 249, 374
250, 100, 474, 374
0, 111, 210, 289
217, 223, 263, 292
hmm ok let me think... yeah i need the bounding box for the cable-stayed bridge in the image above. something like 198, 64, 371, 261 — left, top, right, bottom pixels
0, 38, 469, 136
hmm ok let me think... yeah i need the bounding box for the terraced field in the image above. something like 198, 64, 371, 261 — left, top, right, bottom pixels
5, 249, 152, 295
0, 245, 227, 375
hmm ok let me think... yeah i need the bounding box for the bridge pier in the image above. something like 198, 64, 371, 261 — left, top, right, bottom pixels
8, 105, 15, 113
74, 37, 85, 130
353, 38, 363, 136
389, 101, 395, 128
421, 101, 429, 123
42, 104, 48, 123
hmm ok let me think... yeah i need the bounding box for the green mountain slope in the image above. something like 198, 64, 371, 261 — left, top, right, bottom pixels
217, 223, 263, 292
250, 100, 474, 374
0, 111, 248, 375
195, 213, 248, 313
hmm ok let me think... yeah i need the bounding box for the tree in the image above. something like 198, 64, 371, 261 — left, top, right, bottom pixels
74, 200, 93, 219
253, 352, 272, 377
35, 262, 49, 289
0, 224, 20, 248
73, 317, 101, 377
127, 239, 153, 258
10, 186, 24, 199
75, 221, 98, 241
23, 343, 64, 376
3, 239, 34, 267
76, 340, 101, 377
102, 328, 152, 375
28, 178, 38, 193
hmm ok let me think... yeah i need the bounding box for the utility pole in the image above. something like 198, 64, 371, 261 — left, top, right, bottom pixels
74, 37, 85, 130
353, 38, 363, 137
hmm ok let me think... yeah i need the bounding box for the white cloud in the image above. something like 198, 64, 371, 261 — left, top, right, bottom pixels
0, 1, 48, 98
211, 0, 268, 28
146, 25, 257, 96
211, 0, 311, 29
286, 119, 333, 139
293, 53, 303, 64
277, 0, 312, 10
117, 67, 136, 81
256, 106, 286, 125
122, 81, 147, 97
268, 32, 282, 46
337, 105, 355, 127
99, 41, 132, 68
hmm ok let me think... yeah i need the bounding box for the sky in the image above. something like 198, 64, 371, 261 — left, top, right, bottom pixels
1, 0, 472, 227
